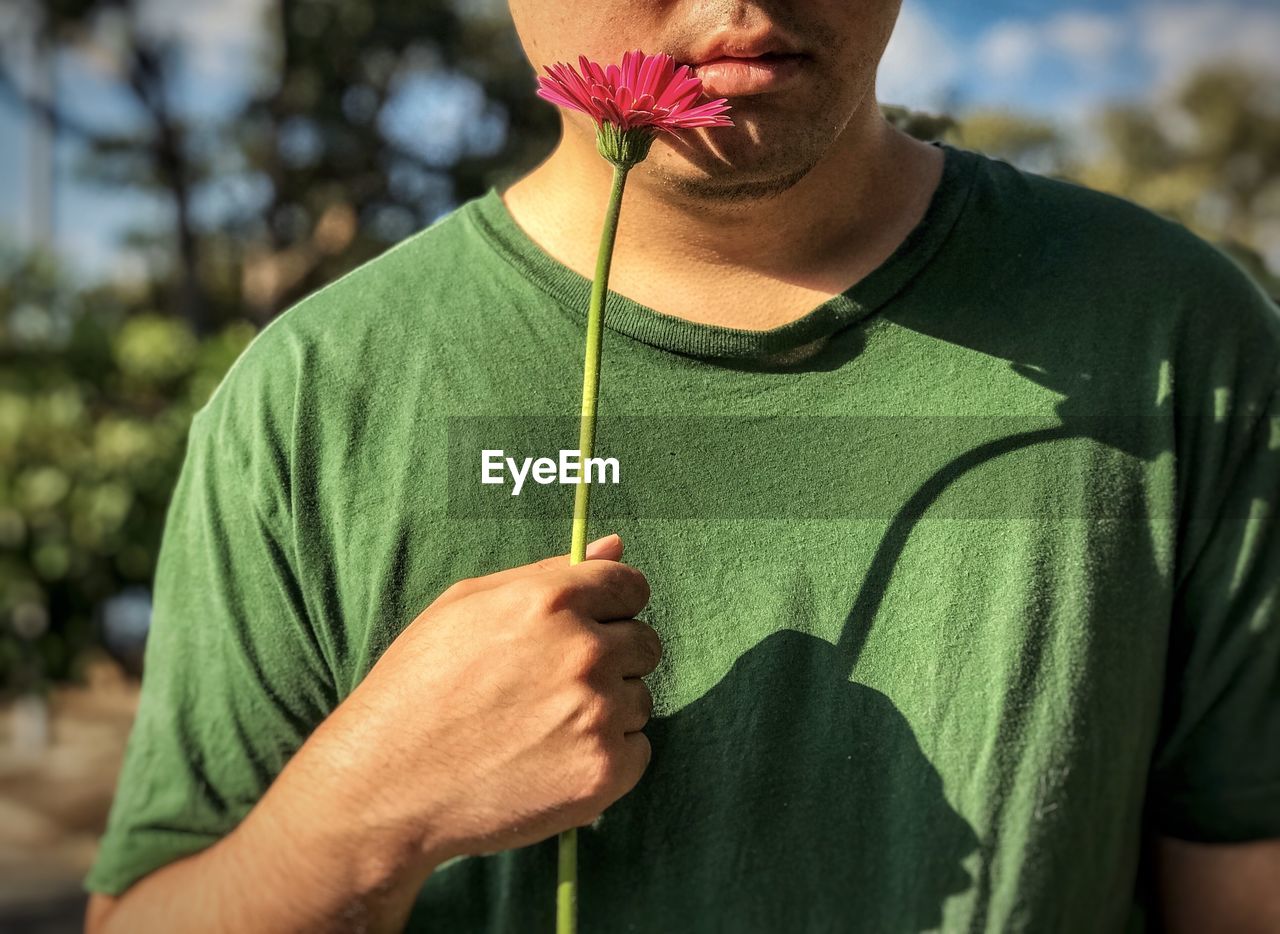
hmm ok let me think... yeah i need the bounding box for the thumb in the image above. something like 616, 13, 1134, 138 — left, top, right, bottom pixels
582, 532, 624, 562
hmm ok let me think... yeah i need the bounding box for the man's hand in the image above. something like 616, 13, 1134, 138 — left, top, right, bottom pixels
86, 533, 660, 934
313, 530, 659, 866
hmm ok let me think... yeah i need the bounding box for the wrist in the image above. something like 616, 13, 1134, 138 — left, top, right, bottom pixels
237, 711, 452, 925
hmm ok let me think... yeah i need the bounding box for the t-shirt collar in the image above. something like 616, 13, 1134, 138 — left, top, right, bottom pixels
466, 141, 979, 367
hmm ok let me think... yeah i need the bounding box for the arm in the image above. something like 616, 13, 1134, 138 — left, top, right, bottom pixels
85, 713, 447, 934
85, 535, 661, 934
1155, 836, 1280, 933
1148, 370, 1280, 930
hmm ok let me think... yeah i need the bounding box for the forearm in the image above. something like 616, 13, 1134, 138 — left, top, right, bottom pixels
88, 541, 645, 933
1157, 835, 1280, 933
89, 715, 448, 934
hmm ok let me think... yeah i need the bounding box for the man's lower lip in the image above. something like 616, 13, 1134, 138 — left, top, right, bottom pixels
691, 54, 806, 97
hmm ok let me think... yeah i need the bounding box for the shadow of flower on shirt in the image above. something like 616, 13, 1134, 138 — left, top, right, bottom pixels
582, 627, 980, 933
415, 627, 978, 934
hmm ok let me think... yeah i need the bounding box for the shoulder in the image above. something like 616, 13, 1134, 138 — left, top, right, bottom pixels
195, 200, 485, 443
960, 147, 1280, 394
985, 151, 1275, 323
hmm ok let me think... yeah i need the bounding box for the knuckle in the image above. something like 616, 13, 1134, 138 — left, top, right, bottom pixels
629, 732, 652, 779
436, 578, 471, 603
572, 684, 609, 734
529, 578, 574, 618
570, 633, 608, 678
592, 562, 648, 611
632, 569, 652, 609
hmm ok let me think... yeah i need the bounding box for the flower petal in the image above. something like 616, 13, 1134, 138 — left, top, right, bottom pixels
636, 53, 661, 96
538, 50, 734, 134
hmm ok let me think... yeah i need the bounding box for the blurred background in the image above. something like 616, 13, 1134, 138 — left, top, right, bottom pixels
0, 0, 1277, 929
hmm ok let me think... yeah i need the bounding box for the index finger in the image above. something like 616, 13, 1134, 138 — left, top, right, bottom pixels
543, 559, 651, 622
432, 534, 624, 608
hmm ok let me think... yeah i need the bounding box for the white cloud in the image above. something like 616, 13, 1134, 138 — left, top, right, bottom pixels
973, 10, 1128, 85
879, 5, 1132, 111
877, 1, 1279, 173
1129, 2, 1280, 147
964, 3, 1280, 116
976, 21, 1041, 80
1043, 11, 1126, 71
1136, 2, 1280, 93
878, 3, 965, 109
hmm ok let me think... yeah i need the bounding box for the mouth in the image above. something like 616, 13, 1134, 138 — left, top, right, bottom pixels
690, 51, 808, 98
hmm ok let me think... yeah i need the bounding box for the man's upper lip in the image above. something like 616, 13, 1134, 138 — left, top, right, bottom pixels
686, 32, 804, 66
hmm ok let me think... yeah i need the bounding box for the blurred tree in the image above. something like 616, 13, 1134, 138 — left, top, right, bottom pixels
0, 0, 561, 329
0, 247, 254, 689
881, 103, 956, 144
883, 63, 1279, 298
944, 109, 1070, 179
0, 0, 219, 332
1077, 62, 1280, 297
229, 0, 559, 316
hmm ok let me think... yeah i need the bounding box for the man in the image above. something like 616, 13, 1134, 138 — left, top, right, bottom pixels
86, 1, 1280, 931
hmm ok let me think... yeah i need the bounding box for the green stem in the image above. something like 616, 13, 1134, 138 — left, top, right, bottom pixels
558, 161, 629, 933
568, 162, 629, 568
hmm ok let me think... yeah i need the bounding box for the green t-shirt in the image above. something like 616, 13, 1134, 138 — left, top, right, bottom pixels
87, 142, 1280, 932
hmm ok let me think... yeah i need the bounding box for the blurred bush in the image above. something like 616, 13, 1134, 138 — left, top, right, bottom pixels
0, 248, 254, 691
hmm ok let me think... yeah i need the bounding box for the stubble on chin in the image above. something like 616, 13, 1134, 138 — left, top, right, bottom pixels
642, 121, 834, 206
649, 158, 815, 204
640, 81, 859, 207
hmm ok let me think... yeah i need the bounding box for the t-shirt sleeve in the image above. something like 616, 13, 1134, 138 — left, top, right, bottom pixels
85, 383, 337, 895
1146, 379, 1280, 842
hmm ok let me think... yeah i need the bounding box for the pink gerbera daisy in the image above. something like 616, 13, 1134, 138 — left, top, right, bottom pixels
536, 49, 733, 166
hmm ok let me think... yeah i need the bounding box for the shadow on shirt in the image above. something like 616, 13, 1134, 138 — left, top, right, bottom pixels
415, 627, 978, 932
584, 627, 980, 931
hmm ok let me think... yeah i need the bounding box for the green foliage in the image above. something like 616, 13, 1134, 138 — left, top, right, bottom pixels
944, 110, 1068, 176
881, 103, 957, 143
0, 248, 254, 690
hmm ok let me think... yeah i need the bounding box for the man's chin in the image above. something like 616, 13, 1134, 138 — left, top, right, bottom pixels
644, 147, 819, 204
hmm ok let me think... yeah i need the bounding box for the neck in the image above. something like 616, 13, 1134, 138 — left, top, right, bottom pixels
501, 101, 944, 327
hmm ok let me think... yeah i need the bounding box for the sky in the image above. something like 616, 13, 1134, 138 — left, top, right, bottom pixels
1, 0, 1278, 283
